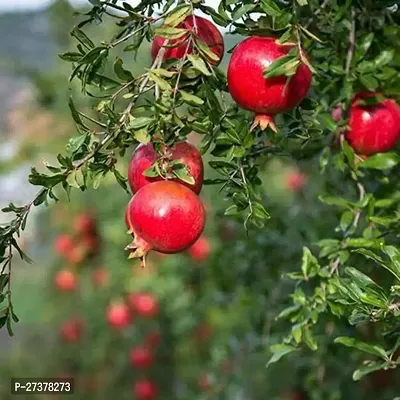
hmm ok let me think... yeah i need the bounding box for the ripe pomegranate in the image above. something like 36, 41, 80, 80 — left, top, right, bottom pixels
285, 171, 307, 192
134, 379, 157, 400
128, 292, 159, 318
145, 331, 161, 349
91, 267, 109, 287
346, 92, 400, 155
188, 235, 211, 262
130, 346, 153, 368
73, 213, 96, 235
128, 141, 204, 195
60, 318, 83, 343
125, 181, 205, 263
54, 234, 73, 256
106, 301, 131, 329
54, 269, 77, 292
227, 36, 312, 131
66, 245, 86, 266
152, 15, 224, 66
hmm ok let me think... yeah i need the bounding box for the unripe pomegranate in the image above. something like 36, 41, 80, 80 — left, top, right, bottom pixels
128, 141, 204, 195
74, 213, 96, 235
106, 301, 131, 329
54, 269, 77, 292
285, 171, 307, 192
60, 318, 83, 343
133, 379, 157, 400
188, 235, 211, 262
346, 92, 400, 155
54, 234, 73, 256
128, 292, 159, 318
125, 181, 205, 262
152, 15, 224, 66
227, 36, 312, 131
130, 346, 153, 368
91, 267, 109, 287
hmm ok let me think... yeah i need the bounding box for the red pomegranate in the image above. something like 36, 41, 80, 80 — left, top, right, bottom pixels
66, 245, 86, 266
346, 92, 400, 155
91, 267, 109, 287
285, 171, 307, 192
227, 36, 312, 131
125, 181, 205, 264
128, 292, 159, 318
130, 346, 153, 368
74, 213, 96, 235
152, 15, 224, 65
54, 234, 73, 256
60, 318, 83, 343
106, 301, 131, 329
188, 235, 211, 261
54, 269, 77, 292
128, 141, 204, 194
133, 380, 157, 400
145, 331, 161, 349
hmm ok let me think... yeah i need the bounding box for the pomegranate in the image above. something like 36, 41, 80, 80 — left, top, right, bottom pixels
91, 267, 109, 287
227, 36, 312, 131
134, 379, 157, 400
106, 301, 131, 329
54, 269, 77, 292
285, 171, 307, 192
145, 331, 161, 349
128, 141, 204, 194
60, 318, 83, 343
152, 15, 224, 66
130, 346, 153, 368
54, 234, 73, 256
346, 92, 400, 155
188, 235, 211, 261
125, 181, 205, 264
73, 213, 96, 235
331, 105, 343, 122
128, 292, 159, 318
66, 245, 86, 266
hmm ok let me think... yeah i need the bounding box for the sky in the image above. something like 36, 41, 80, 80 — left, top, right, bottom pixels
0, 0, 220, 12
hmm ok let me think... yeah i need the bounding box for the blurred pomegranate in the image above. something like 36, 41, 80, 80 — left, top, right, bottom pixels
145, 331, 161, 349
60, 318, 83, 343
285, 171, 307, 192
74, 213, 97, 236
91, 267, 109, 287
133, 379, 157, 400
130, 346, 153, 368
54, 269, 77, 292
106, 301, 131, 329
54, 234, 73, 256
128, 292, 159, 318
66, 245, 86, 266
188, 236, 211, 262
194, 322, 213, 342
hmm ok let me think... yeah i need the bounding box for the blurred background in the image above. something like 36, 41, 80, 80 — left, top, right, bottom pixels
0, 1, 398, 400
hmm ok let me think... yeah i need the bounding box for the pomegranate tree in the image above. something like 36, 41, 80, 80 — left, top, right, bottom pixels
128, 141, 204, 194
346, 92, 400, 155
228, 36, 312, 131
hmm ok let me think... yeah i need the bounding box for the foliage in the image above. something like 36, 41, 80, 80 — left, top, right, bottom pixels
0, 0, 400, 399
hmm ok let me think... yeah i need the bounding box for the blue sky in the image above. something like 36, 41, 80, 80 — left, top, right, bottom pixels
0, 0, 220, 12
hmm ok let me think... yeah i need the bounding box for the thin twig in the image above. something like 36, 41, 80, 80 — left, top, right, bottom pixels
345, 8, 356, 75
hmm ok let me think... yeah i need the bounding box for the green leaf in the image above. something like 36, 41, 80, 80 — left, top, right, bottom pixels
374, 50, 394, 68
68, 97, 89, 131
296, 0, 308, 5
345, 267, 381, 289
232, 4, 256, 21
164, 5, 191, 27
260, 0, 282, 17
334, 337, 388, 359
264, 55, 300, 79
345, 238, 382, 249
224, 205, 240, 216
319, 195, 351, 208
252, 203, 270, 221
149, 71, 172, 90
355, 33, 374, 60
129, 117, 153, 130
187, 55, 212, 76
180, 90, 204, 105
58, 52, 82, 62
66, 134, 88, 154
358, 153, 400, 170
301, 247, 320, 279
353, 362, 387, 381
292, 324, 302, 343
267, 344, 297, 367
359, 74, 378, 91
113, 57, 134, 81
154, 27, 188, 40
171, 164, 196, 186
71, 26, 95, 49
